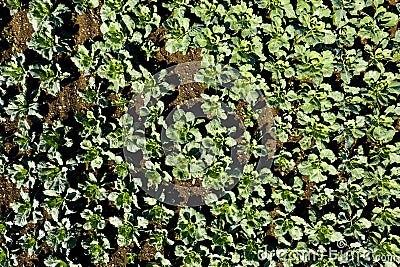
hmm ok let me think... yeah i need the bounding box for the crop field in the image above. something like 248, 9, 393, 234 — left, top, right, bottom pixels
0, 0, 400, 266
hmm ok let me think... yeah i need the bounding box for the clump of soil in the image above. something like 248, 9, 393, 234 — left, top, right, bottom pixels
0, 176, 20, 215
169, 82, 206, 107
74, 10, 102, 46
0, 116, 19, 154
147, 27, 167, 46
0, 10, 33, 64
107, 246, 129, 267
16, 250, 39, 267
173, 177, 203, 187
387, 0, 400, 5
138, 242, 158, 262
302, 176, 315, 201
45, 75, 92, 123
389, 21, 399, 38
235, 100, 250, 122
107, 93, 125, 119
157, 46, 203, 65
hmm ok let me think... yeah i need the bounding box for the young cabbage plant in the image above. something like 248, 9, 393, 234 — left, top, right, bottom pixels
131, 5, 161, 38
12, 128, 35, 151
238, 198, 272, 238
38, 121, 73, 153
294, 46, 335, 86
8, 161, 36, 189
81, 205, 106, 230
80, 139, 105, 170
225, 2, 263, 38
96, 51, 141, 92
148, 229, 174, 251
210, 193, 243, 224
10, 190, 42, 227
81, 233, 111, 265
109, 213, 148, 247
37, 160, 69, 193
163, 8, 195, 54
175, 245, 205, 267
0, 53, 27, 90
298, 149, 337, 183
100, 21, 127, 50
71, 45, 98, 75
28, 0, 68, 31
274, 215, 307, 246
176, 208, 208, 245
144, 204, 175, 225
16, 231, 41, 258
0, 248, 10, 267
41, 189, 79, 219
79, 173, 108, 203
29, 62, 69, 96
28, 18, 69, 58
108, 181, 138, 212
100, 0, 138, 21
73, 0, 99, 14
41, 218, 81, 257
5, 93, 42, 121
306, 220, 344, 246
75, 109, 107, 139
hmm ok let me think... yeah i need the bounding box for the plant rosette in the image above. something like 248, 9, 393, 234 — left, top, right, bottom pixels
123, 61, 276, 206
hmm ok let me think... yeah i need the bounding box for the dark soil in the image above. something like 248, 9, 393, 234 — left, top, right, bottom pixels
107, 246, 129, 267
389, 20, 399, 38
0, 9, 33, 64
74, 9, 102, 46
45, 75, 92, 123
302, 176, 315, 201
386, 0, 400, 5
235, 100, 250, 123
0, 176, 20, 215
169, 82, 206, 107
138, 242, 158, 262
157, 46, 203, 65
0, 116, 19, 155
16, 251, 38, 267
173, 177, 203, 187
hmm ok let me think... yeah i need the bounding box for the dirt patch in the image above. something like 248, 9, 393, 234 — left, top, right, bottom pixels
147, 27, 167, 47
16, 251, 38, 267
0, 116, 19, 154
235, 100, 249, 122
46, 75, 92, 123
157, 46, 203, 65
387, 0, 400, 5
302, 176, 315, 201
395, 119, 400, 131
107, 246, 128, 267
0, 176, 20, 215
287, 134, 302, 143
107, 93, 125, 119
169, 82, 206, 107
0, 10, 33, 64
389, 21, 399, 38
74, 10, 102, 46
269, 206, 280, 219
266, 221, 276, 237
138, 242, 157, 262
148, 27, 206, 114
